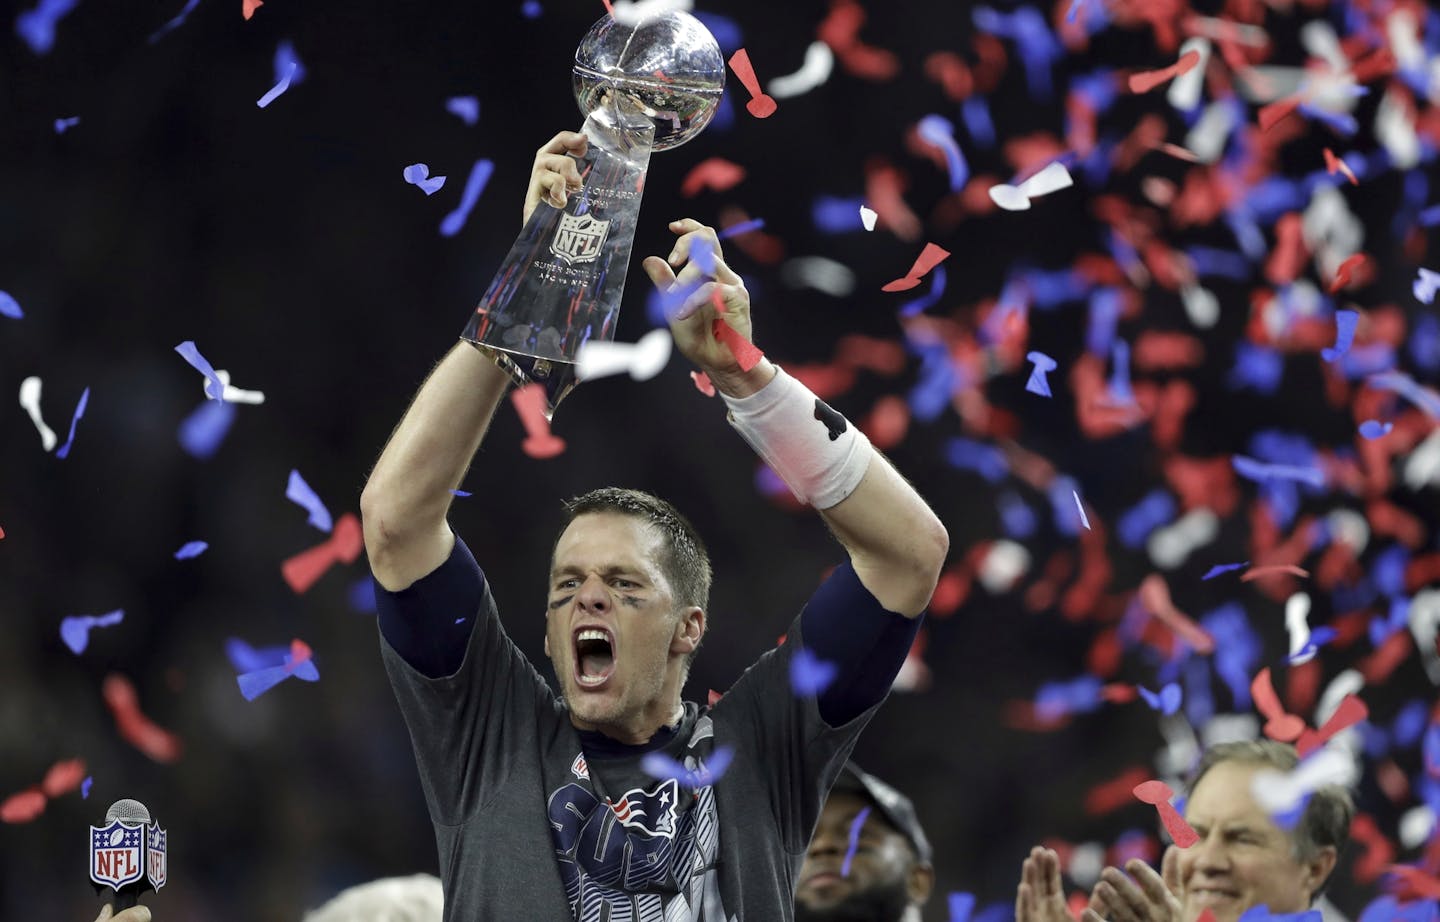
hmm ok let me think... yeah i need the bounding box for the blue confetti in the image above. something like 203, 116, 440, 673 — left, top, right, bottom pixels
1392, 699, 1429, 749
841, 806, 872, 877
718, 218, 765, 239
917, 115, 970, 192
997, 490, 1037, 539
1322, 310, 1359, 361
640, 745, 735, 788
174, 340, 226, 400
1416, 268, 1440, 305
1086, 287, 1122, 355
237, 660, 319, 701
949, 892, 977, 922
898, 267, 947, 318
258, 41, 305, 109
403, 163, 447, 196
1369, 596, 1411, 646
60, 609, 125, 654
1424, 724, 1440, 776
178, 397, 236, 459
1137, 683, 1182, 715
1202, 603, 1259, 709
174, 541, 208, 560
147, 0, 201, 43
1025, 351, 1057, 397
1108, 340, 1133, 403
440, 158, 495, 237
53, 116, 80, 134
1118, 490, 1176, 549
1232, 455, 1325, 488
943, 438, 1009, 482
81, 776, 93, 799
909, 346, 958, 422
1359, 420, 1393, 440
520, 0, 541, 17
348, 577, 377, 614
1371, 370, 1440, 419
0, 291, 22, 319
960, 96, 995, 148
1410, 314, 1440, 373
1187, 246, 1252, 280
450, 489, 472, 497
445, 95, 479, 125
812, 195, 867, 234
1049, 476, 1082, 537
1035, 675, 1103, 720
1421, 205, 1440, 226
1356, 895, 1440, 922
1202, 561, 1249, 580
54, 387, 89, 460
790, 647, 838, 696
286, 470, 333, 533
1287, 626, 1336, 663
1238, 907, 1322, 922
15, 0, 80, 54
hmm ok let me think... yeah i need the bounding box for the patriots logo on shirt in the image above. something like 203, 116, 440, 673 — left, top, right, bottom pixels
605, 778, 680, 839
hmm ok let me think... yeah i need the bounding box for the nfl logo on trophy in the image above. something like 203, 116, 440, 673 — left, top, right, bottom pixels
550, 213, 611, 266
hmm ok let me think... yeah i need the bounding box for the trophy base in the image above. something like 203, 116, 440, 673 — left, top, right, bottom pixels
471, 342, 578, 420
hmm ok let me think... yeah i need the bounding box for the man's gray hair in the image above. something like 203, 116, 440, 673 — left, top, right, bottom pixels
301, 874, 443, 922
1188, 740, 1354, 896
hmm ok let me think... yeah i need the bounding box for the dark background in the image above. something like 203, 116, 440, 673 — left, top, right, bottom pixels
2, 0, 1437, 919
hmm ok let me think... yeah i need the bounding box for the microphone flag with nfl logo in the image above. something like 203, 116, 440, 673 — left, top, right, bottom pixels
90, 818, 167, 892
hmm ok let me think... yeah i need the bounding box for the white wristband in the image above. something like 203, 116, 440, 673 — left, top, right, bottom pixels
720, 366, 872, 510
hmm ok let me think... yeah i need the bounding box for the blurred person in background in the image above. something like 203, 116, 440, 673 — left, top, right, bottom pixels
301, 873, 443, 922
359, 130, 948, 920
1016, 740, 1353, 922
795, 763, 934, 922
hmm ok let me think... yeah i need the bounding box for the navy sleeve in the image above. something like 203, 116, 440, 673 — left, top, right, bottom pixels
800, 561, 923, 726
375, 534, 486, 679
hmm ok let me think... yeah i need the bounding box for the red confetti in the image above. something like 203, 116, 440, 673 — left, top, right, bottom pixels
1359, 630, 1412, 684
510, 384, 566, 460
0, 524, 6, 539
1323, 149, 1359, 186
40, 758, 86, 797
1328, 254, 1370, 293
0, 789, 46, 824
1126, 49, 1202, 94
707, 688, 723, 706
282, 512, 364, 594
817, 0, 899, 81
1240, 564, 1311, 582
1258, 97, 1303, 132
690, 371, 716, 397
1351, 814, 1396, 883
1086, 766, 1152, 814
881, 242, 951, 292
835, 334, 907, 375
860, 395, 909, 450
1133, 779, 1200, 848
1264, 213, 1308, 284
1384, 865, 1440, 902
1252, 667, 1305, 742
286, 638, 314, 672
102, 674, 183, 764
1138, 574, 1214, 653
712, 318, 764, 372
727, 49, 777, 119
242, 0, 262, 19
680, 158, 746, 197
1296, 693, 1367, 757
1154, 142, 1201, 163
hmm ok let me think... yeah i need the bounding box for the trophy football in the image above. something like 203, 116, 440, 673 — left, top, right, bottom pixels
461, 10, 726, 416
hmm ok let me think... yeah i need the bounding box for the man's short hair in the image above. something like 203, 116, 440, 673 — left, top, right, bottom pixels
301, 873, 443, 922
557, 487, 713, 666
1188, 740, 1354, 893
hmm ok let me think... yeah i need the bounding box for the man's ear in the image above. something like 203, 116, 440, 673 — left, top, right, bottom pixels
1301, 845, 1337, 899
671, 606, 705, 655
907, 861, 935, 906
543, 629, 551, 659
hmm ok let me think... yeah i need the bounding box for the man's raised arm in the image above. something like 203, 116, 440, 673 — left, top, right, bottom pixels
360, 130, 589, 591
641, 220, 948, 618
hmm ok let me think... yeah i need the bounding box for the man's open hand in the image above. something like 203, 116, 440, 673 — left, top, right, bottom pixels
1016, 846, 1075, 922
641, 219, 756, 383
94, 904, 152, 922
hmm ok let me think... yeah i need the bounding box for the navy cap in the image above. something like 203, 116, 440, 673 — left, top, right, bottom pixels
832, 762, 933, 865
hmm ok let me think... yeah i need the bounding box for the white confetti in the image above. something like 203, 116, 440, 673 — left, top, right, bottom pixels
767, 41, 834, 99
780, 256, 856, 297
990, 161, 1073, 211
576, 328, 673, 382
18, 376, 57, 452
213, 370, 266, 405
1251, 746, 1358, 815
1166, 38, 1211, 111
1285, 592, 1314, 662
859, 206, 878, 231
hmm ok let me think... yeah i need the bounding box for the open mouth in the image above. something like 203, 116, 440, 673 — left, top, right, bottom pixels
574, 627, 616, 688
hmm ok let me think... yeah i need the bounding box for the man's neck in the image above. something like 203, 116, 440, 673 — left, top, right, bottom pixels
571, 702, 686, 747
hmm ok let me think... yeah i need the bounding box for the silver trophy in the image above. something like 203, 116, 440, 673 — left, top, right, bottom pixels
462, 10, 726, 416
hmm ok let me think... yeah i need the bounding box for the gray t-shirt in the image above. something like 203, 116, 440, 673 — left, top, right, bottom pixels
379, 539, 892, 921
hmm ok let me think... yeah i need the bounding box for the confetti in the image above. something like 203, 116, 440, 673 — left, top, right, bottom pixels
81, 776, 92, 799
1025, 351, 1057, 397
882, 242, 951, 292
577, 328, 672, 382
402, 163, 447, 196
53, 116, 79, 133
1251, 667, 1305, 742
174, 340, 226, 400
60, 609, 125, 655
41, 757, 86, 797
640, 745, 735, 788
789, 647, 838, 696
1240, 564, 1310, 582
282, 513, 363, 594
1127, 48, 1202, 94
1138, 574, 1214, 653
948, 892, 976, 922
178, 398, 236, 459
1323, 148, 1359, 186
511, 384, 566, 458
242, 0, 261, 18
237, 638, 320, 700
0, 789, 47, 824
680, 158, 746, 197
0, 291, 21, 319
147, 0, 201, 43
767, 40, 834, 99
1359, 420, 1393, 440
1296, 694, 1368, 757
1072, 491, 1091, 530
1137, 683, 1182, 715
449, 489, 472, 497
841, 806, 872, 876
15, 0, 80, 54
690, 371, 716, 397
18, 377, 57, 452
445, 95, 479, 125
727, 48, 777, 118
1132, 779, 1199, 847
1252, 746, 1358, 817
712, 318, 764, 372
439, 159, 494, 237
102, 673, 183, 763
257, 42, 305, 109
521, 0, 542, 17
989, 161, 1074, 211
286, 469, 333, 533
1322, 309, 1359, 360
1231, 455, 1325, 488
916, 114, 970, 192
174, 541, 208, 560
54, 386, 89, 460
859, 206, 877, 231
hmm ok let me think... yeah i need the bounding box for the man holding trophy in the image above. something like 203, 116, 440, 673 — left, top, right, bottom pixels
360, 10, 948, 919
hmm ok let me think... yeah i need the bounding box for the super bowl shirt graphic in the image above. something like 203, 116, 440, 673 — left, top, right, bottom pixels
547, 717, 729, 921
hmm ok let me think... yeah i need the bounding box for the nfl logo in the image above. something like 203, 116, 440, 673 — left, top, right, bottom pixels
90, 820, 145, 891
549, 213, 610, 266
146, 822, 167, 890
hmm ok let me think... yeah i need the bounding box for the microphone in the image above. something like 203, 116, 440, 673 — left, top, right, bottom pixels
90, 798, 168, 909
